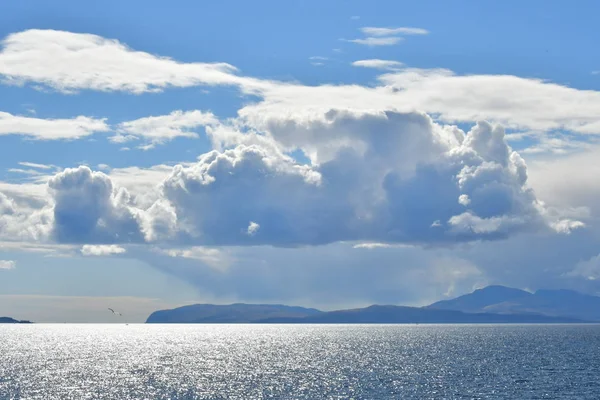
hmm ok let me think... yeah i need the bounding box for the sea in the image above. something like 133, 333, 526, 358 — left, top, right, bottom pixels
1, 324, 599, 399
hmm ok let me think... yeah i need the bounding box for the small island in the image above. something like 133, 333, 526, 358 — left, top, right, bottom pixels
0, 317, 33, 324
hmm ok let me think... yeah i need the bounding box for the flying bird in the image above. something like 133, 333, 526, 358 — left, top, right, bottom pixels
108, 308, 122, 316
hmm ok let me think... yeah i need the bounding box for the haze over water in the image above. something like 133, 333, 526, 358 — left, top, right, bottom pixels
2, 324, 599, 399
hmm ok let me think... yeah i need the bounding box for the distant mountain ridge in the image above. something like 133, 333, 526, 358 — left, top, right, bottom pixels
260, 305, 582, 324
0, 317, 32, 324
146, 285, 599, 324
146, 303, 322, 323
427, 285, 532, 313
427, 285, 600, 322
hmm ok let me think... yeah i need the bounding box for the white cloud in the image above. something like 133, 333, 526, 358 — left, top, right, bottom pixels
375, 68, 600, 135
0, 111, 109, 140
532, 138, 592, 155
0, 260, 15, 270
47, 166, 143, 243
0, 29, 269, 94
550, 219, 585, 234
157, 246, 231, 270
448, 212, 516, 235
527, 145, 600, 213
114, 110, 218, 146
137, 143, 156, 151
0, 241, 75, 255
353, 243, 413, 249
342, 26, 427, 48
238, 67, 600, 140
161, 145, 324, 245
458, 194, 471, 206
352, 59, 404, 70
346, 37, 403, 46
247, 221, 260, 236
108, 164, 174, 207
80, 244, 126, 256
0, 181, 48, 207
360, 27, 429, 36
109, 135, 137, 144
18, 162, 54, 170
8, 168, 43, 176
0, 190, 52, 242
161, 113, 573, 246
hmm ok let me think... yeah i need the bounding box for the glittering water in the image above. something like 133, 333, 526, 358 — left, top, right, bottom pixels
1, 324, 599, 399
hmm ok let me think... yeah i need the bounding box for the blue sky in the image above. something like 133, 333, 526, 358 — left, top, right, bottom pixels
1, 1, 600, 322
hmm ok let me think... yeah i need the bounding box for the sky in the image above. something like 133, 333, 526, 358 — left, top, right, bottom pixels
1, 0, 600, 322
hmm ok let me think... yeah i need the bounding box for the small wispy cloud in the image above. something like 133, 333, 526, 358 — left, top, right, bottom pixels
353, 243, 413, 249
352, 59, 404, 70
0, 111, 109, 140
137, 143, 156, 151
113, 110, 218, 148
81, 245, 126, 256
247, 221, 260, 236
520, 138, 591, 155
360, 26, 429, 36
350, 16, 360, 20
345, 37, 404, 46
18, 162, 54, 170
158, 247, 232, 270
309, 56, 328, 67
0, 260, 16, 270
0, 242, 76, 256
507, 131, 593, 155
8, 168, 43, 176
345, 26, 428, 47
109, 135, 137, 144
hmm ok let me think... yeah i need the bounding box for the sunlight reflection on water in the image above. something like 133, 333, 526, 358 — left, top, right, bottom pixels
1, 324, 599, 399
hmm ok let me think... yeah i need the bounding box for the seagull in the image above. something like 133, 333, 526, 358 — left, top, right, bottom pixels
108, 308, 122, 316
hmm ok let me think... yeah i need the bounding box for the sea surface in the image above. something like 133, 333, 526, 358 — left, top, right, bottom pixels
1, 324, 599, 399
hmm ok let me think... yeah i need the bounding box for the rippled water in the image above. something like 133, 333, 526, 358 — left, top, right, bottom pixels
1, 324, 599, 399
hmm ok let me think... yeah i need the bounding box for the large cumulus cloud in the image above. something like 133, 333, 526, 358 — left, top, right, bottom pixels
162, 145, 335, 246
193, 110, 569, 245
0, 110, 581, 247
47, 166, 143, 243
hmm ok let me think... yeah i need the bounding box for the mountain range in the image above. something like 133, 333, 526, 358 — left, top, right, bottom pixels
427, 285, 600, 321
146, 285, 600, 324
146, 303, 322, 323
